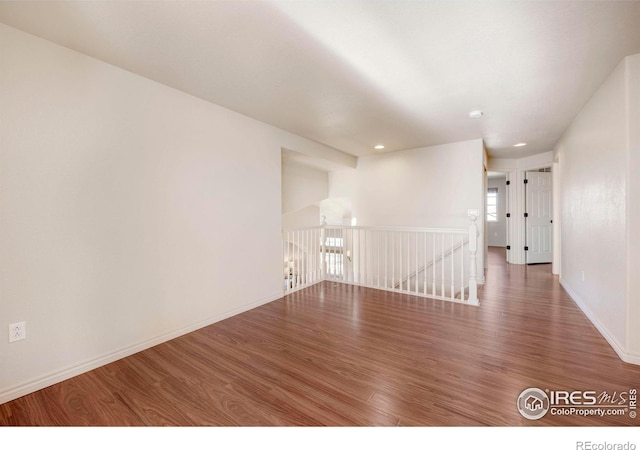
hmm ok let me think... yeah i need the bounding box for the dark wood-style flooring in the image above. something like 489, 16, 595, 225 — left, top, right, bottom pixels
1, 247, 639, 426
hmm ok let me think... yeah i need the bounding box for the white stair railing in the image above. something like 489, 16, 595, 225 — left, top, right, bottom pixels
282, 216, 479, 305
282, 227, 325, 292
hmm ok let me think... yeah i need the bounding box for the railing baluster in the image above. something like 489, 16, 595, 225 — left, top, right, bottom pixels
441, 233, 445, 298
321, 224, 326, 281
330, 228, 334, 279
341, 228, 346, 281
423, 231, 427, 296
368, 230, 371, 286
289, 230, 293, 290
407, 232, 410, 293
308, 228, 312, 284
300, 230, 304, 286
292, 230, 296, 288
415, 231, 419, 294
358, 228, 361, 285
332, 228, 337, 279
432, 233, 436, 297
398, 233, 404, 290
391, 231, 395, 289
460, 234, 465, 301
325, 228, 330, 279
376, 230, 380, 288
384, 231, 388, 289
297, 230, 301, 286
349, 227, 353, 283
364, 229, 367, 286
450, 233, 455, 300
317, 227, 321, 281
292, 230, 295, 289
309, 229, 318, 283
302, 229, 306, 286
362, 228, 365, 285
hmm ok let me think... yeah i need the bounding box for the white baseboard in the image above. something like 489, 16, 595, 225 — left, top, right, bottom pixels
0, 291, 283, 405
560, 278, 640, 366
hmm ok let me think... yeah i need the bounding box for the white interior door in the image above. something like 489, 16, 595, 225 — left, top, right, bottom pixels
525, 171, 553, 264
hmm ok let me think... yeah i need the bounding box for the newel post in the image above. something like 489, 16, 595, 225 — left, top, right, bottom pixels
467, 209, 480, 305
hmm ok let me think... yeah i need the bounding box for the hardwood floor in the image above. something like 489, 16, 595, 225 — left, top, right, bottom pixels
1, 247, 639, 426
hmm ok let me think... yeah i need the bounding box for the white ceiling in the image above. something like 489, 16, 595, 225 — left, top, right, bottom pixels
1, 1, 639, 159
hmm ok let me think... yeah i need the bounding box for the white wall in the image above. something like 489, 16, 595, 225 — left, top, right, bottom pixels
326, 168, 357, 225
330, 139, 486, 277
319, 197, 353, 226
626, 55, 640, 358
281, 160, 328, 215
282, 205, 321, 229
554, 53, 640, 364
487, 177, 507, 247
334, 140, 484, 227
0, 24, 342, 402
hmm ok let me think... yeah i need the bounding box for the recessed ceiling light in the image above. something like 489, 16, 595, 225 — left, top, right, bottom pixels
374, 144, 385, 150
468, 110, 483, 118
514, 142, 527, 147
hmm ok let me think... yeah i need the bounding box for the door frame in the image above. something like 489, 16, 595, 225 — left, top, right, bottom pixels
524, 169, 553, 264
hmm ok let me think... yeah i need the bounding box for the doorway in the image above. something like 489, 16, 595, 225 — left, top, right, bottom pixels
487, 174, 507, 247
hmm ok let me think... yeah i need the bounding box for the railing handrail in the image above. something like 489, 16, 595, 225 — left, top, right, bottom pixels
283, 224, 468, 234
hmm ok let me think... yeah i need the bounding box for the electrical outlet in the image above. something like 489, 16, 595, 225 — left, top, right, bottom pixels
9, 321, 26, 343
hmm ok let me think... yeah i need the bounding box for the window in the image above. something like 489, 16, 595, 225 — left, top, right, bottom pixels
324, 237, 343, 248
323, 236, 344, 277
487, 187, 498, 222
